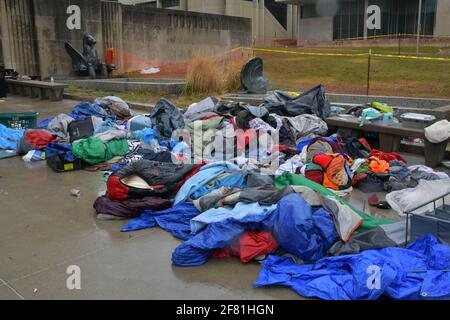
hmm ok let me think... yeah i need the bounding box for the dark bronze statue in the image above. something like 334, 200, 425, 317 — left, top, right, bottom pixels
64, 33, 115, 79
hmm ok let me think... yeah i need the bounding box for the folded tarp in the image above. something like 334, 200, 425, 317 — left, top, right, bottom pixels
254, 235, 450, 300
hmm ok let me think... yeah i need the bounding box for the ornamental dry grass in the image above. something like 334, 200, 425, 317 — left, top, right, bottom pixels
185, 55, 224, 94
185, 52, 248, 95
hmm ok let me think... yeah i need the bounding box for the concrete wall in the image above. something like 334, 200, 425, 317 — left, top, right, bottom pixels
298, 16, 333, 42
0, 0, 251, 78
166, 0, 298, 43
0, 18, 3, 65
0, 0, 40, 75
32, 0, 105, 78
434, 0, 450, 36
120, 4, 251, 71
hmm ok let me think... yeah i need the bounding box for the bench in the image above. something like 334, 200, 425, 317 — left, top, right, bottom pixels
326, 116, 448, 168
6, 79, 68, 101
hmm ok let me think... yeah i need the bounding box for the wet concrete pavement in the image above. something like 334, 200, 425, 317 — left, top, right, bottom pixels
0, 96, 422, 300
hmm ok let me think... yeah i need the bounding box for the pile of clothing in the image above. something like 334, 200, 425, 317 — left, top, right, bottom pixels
89, 87, 449, 300
3, 83, 449, 300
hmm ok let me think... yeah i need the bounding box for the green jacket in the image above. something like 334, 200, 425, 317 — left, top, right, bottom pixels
73, 137, 128, 165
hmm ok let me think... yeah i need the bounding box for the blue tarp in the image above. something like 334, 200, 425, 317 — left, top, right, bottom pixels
296, 136, 339, 152
172, 193, 337, 266
0, 124, 25, 150
254, 234, 450, 300
174, 161, 242, 205
37, 117, 55, 129
69, 102, 115, 121
121, 203, 199, 241
46, 142, 76, 161
190, 202, 277, 234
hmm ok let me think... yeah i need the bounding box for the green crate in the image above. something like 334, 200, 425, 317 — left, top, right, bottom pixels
0, 112, 38, 130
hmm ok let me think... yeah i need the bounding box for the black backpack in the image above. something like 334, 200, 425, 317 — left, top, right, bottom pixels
68, 117, 94, 143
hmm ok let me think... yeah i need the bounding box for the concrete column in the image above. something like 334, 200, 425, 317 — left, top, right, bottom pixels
156, 0, 162, 8
287, 5, 292, 38
297, 4, 302, 45
363, 0, 368, 39
434, 0, 450, 36
179, 0, 188, 11
260, 0, 265, 45
291, 5, 297, 40
0, 0, 39, 76
253, 0, 259, 45
101, 1, 124, 73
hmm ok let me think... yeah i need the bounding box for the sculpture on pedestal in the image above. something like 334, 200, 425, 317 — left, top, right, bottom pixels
64, 33, 115, 79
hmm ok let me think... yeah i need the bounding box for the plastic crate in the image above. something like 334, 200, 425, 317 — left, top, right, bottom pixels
0, 112, 38, 130
46, 154, 83, 173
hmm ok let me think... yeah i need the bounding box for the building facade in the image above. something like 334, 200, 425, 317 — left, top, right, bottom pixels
128, 0, 301, 45
136, 0, 450, 43
0, 0, 251, 77
297, 0, 450, 42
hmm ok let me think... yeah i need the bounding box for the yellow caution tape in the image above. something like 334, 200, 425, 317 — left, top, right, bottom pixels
252, 47, 367, 58
370, 52, 450, 61
246, 47, 450, 62
335, 33, 450, 41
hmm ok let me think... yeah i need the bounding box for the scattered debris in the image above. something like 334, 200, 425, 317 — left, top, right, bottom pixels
70, 188, 81, 198
140, 67, 160, 75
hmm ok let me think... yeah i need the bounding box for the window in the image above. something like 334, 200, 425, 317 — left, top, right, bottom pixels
333, 0, 365, 40
162, 0, 180, 8
367, 0, 437, 37
265, 0, 288, 30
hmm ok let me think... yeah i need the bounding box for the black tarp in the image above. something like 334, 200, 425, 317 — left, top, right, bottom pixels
264, 85, 331, 120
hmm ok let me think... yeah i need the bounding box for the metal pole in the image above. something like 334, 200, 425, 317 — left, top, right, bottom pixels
398, 33, 401, 56
416, 0, 423, 56
366, 49, 372, 96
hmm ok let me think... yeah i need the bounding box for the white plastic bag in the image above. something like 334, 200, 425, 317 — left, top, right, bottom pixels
386, 179, 450, 215
425, 120, 450, 143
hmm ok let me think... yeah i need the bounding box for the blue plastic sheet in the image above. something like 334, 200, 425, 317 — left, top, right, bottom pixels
37, 117, 54, 129
46, 142, 76, 161
296, 136, 339, 152
0, 124, 25, 150
174, 161, 242, 205
172, 193, 337, 266
254, 235, 450, 300
121, 203, 200, 241
69, 102, 115, 121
